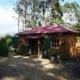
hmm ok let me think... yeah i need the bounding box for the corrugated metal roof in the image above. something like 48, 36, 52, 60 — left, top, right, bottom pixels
16, 25, 76, 35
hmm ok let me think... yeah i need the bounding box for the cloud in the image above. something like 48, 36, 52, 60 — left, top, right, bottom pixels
0, 6, 18, 36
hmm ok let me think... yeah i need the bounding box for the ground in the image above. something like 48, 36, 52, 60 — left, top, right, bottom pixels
0, 56, 80, 80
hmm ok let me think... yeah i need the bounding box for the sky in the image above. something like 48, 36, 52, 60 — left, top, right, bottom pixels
60, 0, 80, 5
0, 0, 80, 36
0, 0, 18, 36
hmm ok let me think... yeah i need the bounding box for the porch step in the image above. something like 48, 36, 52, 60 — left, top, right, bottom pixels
30, 55, 42, 58
30, 55, 38, 58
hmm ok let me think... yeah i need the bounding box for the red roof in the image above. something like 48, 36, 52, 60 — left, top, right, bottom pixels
16, 25, 75, 35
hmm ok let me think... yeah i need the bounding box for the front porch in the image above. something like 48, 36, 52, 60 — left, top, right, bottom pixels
24, 36, 43, 57
22, 33, 71, 59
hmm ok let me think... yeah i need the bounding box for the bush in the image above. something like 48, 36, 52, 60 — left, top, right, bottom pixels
18, 44, 26, 55
12, 36, 18, 48
59, 53, 70, 61
0, 41, 8, 56
0, 35, 12, 56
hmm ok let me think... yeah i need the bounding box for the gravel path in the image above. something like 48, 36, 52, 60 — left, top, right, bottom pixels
0, 56, 80, 80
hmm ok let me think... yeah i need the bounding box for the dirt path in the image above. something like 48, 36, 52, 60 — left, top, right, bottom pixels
0, 56, 79, 80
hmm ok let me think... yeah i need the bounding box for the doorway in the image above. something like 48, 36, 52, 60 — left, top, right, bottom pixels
28, 39, 38, 55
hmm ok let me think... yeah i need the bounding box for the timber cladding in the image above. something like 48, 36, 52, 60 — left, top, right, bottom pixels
50, 34, 75, 56
18, 33, 80, 57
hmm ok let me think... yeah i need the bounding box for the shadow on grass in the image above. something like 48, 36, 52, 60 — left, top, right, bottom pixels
0, 56, 80, 80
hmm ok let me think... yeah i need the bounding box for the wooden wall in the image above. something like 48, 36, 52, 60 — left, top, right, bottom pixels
18, 33, 80, 57
75, 36, 80, 55
50, 34, 77, 57
18, 36, 25, 48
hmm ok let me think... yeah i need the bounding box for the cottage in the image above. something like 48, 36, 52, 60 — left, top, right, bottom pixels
16, 25, 80, 58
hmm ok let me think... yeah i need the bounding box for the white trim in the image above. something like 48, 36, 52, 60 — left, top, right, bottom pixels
51, 39, 60, 49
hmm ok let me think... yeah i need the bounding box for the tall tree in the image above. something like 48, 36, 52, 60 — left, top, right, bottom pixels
14, 0, 64, 31
62, 2, 80, 26
14, 0, 23, 32
14, 0, 30, 31
39, 0, 64, 26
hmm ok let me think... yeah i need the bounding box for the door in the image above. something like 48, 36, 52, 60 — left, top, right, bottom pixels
29, 39, 38, 55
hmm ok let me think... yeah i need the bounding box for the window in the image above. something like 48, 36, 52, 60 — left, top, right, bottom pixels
51, 39, 60, 48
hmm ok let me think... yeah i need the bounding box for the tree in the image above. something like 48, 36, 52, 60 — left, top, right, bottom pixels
75, 22, 80, 31
38, 0, 64, 26
61, 2, 80, 26
30, 0, 40, 27
14, 1, 23, 32
14, 0, 64, 30
49, 0, 63, 24
14, 0, 30, 31
0, 35, 12, 56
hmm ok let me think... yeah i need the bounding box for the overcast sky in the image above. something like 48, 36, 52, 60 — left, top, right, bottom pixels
0, 0, 18, 36
0, 0, 80, 36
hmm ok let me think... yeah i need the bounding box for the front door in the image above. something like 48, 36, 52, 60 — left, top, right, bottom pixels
29, 39, 38, 55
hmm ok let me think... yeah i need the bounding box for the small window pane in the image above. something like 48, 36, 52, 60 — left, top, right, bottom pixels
52, 39, 60, 48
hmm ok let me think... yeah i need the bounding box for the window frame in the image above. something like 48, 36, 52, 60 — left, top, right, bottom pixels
51, 38, 60, 49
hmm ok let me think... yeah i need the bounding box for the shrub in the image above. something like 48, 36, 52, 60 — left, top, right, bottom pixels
0, 35, 12, 56
59, 53, 70, 61
18, 44, 26, 55
0, 38, 8, 56
12, 36, 18, 48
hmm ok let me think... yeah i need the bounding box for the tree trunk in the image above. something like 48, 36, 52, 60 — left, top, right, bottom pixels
24, 2, 27, 31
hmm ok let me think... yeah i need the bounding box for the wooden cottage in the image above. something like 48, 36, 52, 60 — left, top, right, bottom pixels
16, 25, 80, 58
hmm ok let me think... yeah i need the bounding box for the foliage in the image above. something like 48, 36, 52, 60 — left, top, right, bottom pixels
0, 35, 12, 56
14, 0, 30, 30
43, 35, 51, 51
43, 34, 57, 58
38, 0, 64, 25
74, 22, 80, 31
27, 19, 36, 28
59, 53, 70, 61
18, 44, 26, 55
61, 6, 69, 13
71, 2, 80, 19
63, 2, 80, 25
14, 0, 64, 29
12, 36, 18, 48
14, 0, 80, 28
50, 17, 63, 24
